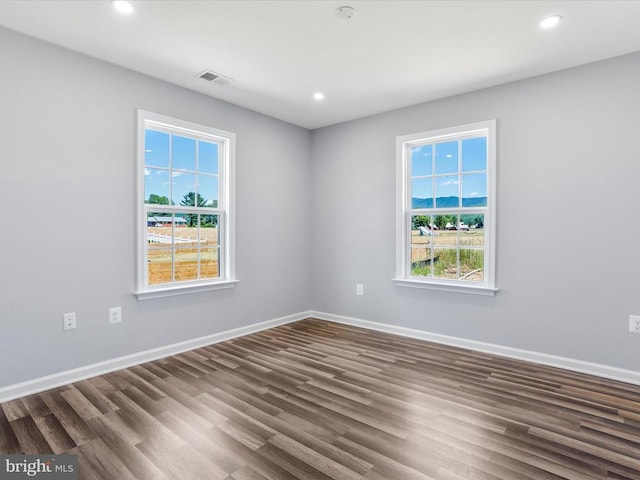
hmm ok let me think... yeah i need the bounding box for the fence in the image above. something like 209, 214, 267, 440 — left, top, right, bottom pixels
148, 233, 211, 244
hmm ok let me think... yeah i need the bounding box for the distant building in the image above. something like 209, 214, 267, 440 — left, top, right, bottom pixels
147, 216, 188, 227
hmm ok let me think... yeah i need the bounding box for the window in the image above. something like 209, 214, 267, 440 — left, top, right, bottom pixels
136, 110, 236, 299
395, 120, 497, 295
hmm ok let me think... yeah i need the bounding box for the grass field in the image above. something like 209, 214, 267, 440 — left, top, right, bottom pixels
411, 229, 484, 281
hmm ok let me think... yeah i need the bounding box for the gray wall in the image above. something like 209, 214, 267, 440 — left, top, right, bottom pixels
310, 52, 640, 371
0, 27, 311, 388
1, 26, 639, 389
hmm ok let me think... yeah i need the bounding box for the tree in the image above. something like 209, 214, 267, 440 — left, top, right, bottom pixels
412, 216, 429, 229
461, 214, 484, 228
179, 192, 218, 227
180, 192, 208, 208
147, 194, 169, 205
434, 215, 456, 230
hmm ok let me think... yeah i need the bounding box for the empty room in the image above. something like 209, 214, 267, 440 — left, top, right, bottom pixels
0, 1, 639, 479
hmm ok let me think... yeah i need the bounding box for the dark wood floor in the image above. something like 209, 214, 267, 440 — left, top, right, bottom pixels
1, 318, 639, 479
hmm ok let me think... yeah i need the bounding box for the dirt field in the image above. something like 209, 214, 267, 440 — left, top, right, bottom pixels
147, 227, 219, 284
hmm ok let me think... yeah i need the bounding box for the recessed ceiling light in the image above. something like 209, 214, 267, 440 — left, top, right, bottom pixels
540, 15, 562, 29
112, 0, 134, 15
335, 6, 356, 20
313, 92, 325, 101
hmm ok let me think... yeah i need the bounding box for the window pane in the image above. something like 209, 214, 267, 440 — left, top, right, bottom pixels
197, 174, 219, 207
435, 141, 458, 174
435, 176, 459, 207
175, 246, 199, 282
140, 112, 234, 292
144, 168, 170, 205
462, 137, 487, 172
460, 214, 484, 247
411, 177, 433, 208
433, 215, 455, 232
200, 248, 220, 279
462, 173, 487, 207
147, 212, 171, 243
200, 215, 219, 246
460, 249, 484, 282
200, 214, 220, 279
147, 211, 173, 284
411, 215, 433, 248
435, 226, 457, 247
145, 130, 170, 168
172, 135, 196, 171
148, 247, 172, 285
172, 172, 196, 206
411, 245, 432, 277
411, 145, 432, 176
176, 213, 195, 228
411, 215, 433, 277
198, 141, 219, 174
433, 248, 458, 279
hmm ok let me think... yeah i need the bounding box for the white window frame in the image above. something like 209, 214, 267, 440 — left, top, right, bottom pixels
135, 110, 237, 300
394, 120, 497, 296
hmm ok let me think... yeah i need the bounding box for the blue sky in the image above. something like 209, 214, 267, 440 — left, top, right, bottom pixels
144, 130, 219, 206
410, 137, 487, 207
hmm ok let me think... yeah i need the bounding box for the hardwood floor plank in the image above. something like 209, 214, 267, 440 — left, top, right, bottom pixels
71, 381, 118, 417
78, 438, 138, 480
1, 399, 28, 421
1, 318, 639, 480
32, 413, 76, 454
268, 433, 363, 480
86, 415, 166, 480
255, 441, 335, 480
229, 465, 271, 480
0, 404, 22, 453
10, 415, 53, 454
60, 387, 103, 421
38, 391, 96, 446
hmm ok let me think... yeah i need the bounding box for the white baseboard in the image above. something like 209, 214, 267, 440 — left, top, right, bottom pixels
310, 310, 640, 386
0, 311, 312, 403
3, 309, 638, 403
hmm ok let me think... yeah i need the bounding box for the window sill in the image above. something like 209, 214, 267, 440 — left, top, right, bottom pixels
135, 280, 239, 300
393, 278, 498, 296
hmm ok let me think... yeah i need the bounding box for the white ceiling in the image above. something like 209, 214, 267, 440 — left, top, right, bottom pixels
1, 1, 639, 129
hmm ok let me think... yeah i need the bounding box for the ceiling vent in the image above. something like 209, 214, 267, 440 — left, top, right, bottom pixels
197, 70, 235, 87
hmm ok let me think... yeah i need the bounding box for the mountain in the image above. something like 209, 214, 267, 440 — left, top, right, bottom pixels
411, 196, 487, 208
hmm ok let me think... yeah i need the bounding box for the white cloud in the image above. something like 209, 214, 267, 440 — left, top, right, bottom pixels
441, 179, 459, 186
144, 168, 150, 176
412, 146, 431, 157
469, 191, 479, 196
172, 171, 184, 177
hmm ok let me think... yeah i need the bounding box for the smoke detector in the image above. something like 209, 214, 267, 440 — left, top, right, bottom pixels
335, 6, 356, 20
196, 70, 235, 87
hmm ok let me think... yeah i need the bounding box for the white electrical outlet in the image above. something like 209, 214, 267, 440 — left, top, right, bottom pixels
63, 312, 76, 331
109, 306, 122, 324
356, 283, 364, 296
629, 315, 640, 334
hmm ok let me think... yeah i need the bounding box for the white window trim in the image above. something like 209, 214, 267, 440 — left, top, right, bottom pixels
135, 110, 237, 300
394, 119, 497, 296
